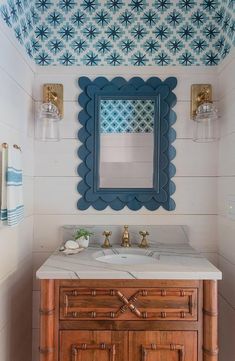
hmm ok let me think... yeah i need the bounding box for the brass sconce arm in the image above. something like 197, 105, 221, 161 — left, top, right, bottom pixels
43, 84, 64, 118
190, 84, 212, 119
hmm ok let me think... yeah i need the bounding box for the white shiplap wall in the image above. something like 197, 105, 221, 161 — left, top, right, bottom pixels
0, 21, 35, 361
32, 65, 219, 359
2, 14, 235, 361
217, 50, 235, 361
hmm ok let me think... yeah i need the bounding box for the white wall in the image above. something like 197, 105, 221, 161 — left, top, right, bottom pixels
217, 50, 235, 361
0, 22, 35, 361
32, 65, 219, 359
0, 9, 234, 361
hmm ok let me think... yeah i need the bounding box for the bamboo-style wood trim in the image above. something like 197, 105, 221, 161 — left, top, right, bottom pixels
40, 280, 55, 361
54, 281, 60, 361
116, 290, 142, 318
71, 343, 116, 361
39, 279, 207, 361
202, 309, 218, 317
59, 319, 200, 331
39, 308, 55, 316
203, 280, 218, 361
202, 347, 219, 356
61, 287, 197, 320
141, 344, 185, 361
197, 281, 203, 361
59, 279, 200, 288
39, 348, 55, 354
63, 288, 196, 298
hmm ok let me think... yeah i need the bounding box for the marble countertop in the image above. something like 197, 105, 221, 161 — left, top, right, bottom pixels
36, 243, 222, 280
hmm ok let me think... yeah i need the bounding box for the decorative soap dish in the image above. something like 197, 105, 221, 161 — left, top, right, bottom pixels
59, 240, 84, 255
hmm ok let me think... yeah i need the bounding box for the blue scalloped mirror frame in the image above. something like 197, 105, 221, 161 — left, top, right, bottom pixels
77, 76, 177, 211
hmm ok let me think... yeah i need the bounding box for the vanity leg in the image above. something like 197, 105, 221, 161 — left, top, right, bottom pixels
203, 280, 219, 361
39, 280, 56, 361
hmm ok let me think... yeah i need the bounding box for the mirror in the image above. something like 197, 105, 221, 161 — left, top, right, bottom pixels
99, 98, 155, 188
77, 76, 177, 211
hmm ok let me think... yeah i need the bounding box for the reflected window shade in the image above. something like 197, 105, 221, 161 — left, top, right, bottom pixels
100, 99, 154, 134
99, 133, 154, 189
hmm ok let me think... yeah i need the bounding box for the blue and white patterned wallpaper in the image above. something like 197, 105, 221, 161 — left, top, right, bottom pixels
0, 0, 36, 57
0, 0, 234, 66
218, 0, 235, 59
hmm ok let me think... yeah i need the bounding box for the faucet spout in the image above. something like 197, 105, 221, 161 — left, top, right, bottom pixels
121, 225, 131, 247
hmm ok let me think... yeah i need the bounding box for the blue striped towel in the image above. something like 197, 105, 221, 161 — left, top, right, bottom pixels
0, 145, 24, 226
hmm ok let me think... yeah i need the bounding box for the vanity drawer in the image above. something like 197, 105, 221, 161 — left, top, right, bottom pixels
59, 287, 197, 321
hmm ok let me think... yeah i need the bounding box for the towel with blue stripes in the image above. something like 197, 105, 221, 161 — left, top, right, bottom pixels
0, 145, 24, 226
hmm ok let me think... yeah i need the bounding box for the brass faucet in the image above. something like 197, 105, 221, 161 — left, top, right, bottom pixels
139, 230, 149, 248
121, 225, 131, 247
102, 230, 112, 248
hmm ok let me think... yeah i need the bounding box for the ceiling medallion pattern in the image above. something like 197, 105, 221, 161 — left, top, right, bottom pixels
0, 0, 234, 66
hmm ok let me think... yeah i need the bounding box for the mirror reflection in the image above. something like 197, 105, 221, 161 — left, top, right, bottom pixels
99, 98, 155, 189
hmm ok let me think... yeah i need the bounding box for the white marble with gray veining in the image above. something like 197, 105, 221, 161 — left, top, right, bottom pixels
36, 243, 222, 280
61, 225, 190, 247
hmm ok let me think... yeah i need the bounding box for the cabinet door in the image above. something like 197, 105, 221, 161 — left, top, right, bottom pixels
129, 331, 197, 361
60, 330, 128, 361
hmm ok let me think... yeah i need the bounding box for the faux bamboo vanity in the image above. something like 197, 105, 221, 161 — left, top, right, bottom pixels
37, 244, 222, 361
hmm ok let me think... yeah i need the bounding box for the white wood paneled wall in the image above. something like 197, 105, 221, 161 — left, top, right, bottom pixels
33, 65, 219, 249
217, 50, 235, 361
1, 12, 235, 361
32, 64, 220, 361
0, 21, 35, 361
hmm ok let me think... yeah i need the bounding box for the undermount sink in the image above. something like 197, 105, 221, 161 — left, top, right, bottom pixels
95, 253, 158, 265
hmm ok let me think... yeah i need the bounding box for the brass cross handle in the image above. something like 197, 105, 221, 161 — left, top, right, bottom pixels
139, 231, 149, 248
102, 230, 112, 248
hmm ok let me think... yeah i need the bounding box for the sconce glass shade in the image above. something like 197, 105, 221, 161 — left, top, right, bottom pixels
193, 102, 218, 142
36, 102, 61, 141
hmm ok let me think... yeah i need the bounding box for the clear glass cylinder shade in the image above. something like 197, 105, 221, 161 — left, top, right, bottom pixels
193, 102, 218, 142
36, 102, 61, 141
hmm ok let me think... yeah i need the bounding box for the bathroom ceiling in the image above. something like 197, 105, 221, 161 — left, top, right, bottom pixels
0, 0, 234, 66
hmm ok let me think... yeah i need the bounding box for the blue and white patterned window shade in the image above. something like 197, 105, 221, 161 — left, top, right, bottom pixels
100, 99, 155, 133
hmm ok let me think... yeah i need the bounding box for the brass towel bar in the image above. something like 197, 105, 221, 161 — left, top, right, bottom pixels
1, 142, 21, 151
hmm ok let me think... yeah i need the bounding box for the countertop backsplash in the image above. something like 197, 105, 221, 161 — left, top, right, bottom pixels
62, 225, 189, 247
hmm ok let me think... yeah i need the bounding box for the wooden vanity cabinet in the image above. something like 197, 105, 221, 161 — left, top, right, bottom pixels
60, 330, 128, 361
59, 330, 197, 361
39, 279, 218, 361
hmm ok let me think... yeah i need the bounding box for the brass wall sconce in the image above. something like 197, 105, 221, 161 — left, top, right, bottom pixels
43, 84, 64, 118
190, 84, 218, 143
36, 84, 64, 142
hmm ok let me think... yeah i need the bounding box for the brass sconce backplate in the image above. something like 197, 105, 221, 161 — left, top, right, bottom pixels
191, 84, 212, 119
43, 84, 64, 118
